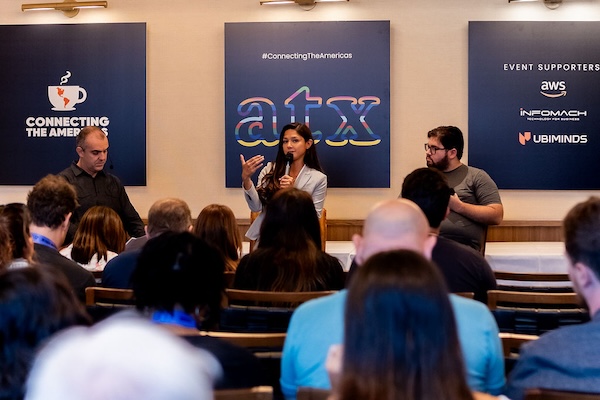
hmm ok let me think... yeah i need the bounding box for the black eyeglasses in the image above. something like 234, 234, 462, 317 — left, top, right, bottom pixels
424, 143, 447, 154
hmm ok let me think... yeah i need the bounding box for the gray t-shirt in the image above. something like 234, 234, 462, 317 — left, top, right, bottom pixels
440, 164, 502, 251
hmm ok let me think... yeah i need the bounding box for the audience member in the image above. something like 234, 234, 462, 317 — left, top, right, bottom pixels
1, 205, 32, 269
60, 206, 127, 272
280, 199, 504, 399
241, 122, 326, 241
131, 231, 266, 389
25, 316, 219, 400
0, 214, 12, 271
59, 126, 145, 243
401, 167, 497, 302
0, 267, 90, 400
0, 204, 34, 270
327, 250, 478, 400
506, 196, 600, 399
27, 175, 96, 301
193, 204, 242, 272
102, 197, 192, 288
426, 126, 503, 252
234, 188, 344, 292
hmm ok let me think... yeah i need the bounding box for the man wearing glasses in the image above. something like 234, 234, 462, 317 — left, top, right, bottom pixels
425, 126, 503, 253
59, 126, 145, 244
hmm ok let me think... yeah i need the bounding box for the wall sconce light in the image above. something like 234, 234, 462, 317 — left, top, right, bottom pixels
22, 0, 108, 17
260, 0, 348, 9
508, 0, 562, 10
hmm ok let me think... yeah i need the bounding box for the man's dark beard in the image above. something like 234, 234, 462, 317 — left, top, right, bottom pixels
427, 153, 450, 171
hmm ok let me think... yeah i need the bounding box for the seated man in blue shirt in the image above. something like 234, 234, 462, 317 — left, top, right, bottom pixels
280, 198, 505, 399
506, 197, 600, 400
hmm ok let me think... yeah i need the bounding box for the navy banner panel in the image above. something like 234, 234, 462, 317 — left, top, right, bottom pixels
225, 21, 390, 188
0, 23, 147, 185
469, 21, 600, 190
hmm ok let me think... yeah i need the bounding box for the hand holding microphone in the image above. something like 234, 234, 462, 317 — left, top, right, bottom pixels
280, 153, 295, 188
284, 153, 293, 176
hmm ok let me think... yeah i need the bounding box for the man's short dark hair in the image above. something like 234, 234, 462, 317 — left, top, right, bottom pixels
563, 196, 600, 278
75, 126, 105, 149
427, 126, 464, 160
401, 167, 452, 229
27, 175, 78, 229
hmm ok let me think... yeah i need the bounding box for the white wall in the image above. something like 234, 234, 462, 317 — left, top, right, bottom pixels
1, 0, 599, 221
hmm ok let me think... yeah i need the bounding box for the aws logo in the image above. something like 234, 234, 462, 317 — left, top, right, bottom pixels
540, 81, 566, 98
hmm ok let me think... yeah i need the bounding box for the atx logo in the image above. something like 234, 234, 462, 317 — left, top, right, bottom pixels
540, 81, 566, 98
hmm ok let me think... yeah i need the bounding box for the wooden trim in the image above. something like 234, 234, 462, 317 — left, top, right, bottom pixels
237, 219, 563, 243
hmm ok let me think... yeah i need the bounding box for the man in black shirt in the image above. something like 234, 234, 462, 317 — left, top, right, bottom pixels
401, 167, 497, 303
59, 126, 144, 243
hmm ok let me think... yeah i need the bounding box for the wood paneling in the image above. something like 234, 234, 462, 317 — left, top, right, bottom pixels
237, 219, 563, 242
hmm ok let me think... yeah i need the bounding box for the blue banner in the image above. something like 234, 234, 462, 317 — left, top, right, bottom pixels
225, 21, 390, 188
469, 21, 600, 190
0, 23, 146, 185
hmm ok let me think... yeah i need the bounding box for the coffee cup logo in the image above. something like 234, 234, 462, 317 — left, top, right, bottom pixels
48, 71, 87, 111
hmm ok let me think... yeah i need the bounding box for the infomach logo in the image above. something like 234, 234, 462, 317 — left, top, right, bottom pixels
518, 131, 588, 146
519, 108, 587, 122
540, 81, 566, 98
520, 109, 587, 117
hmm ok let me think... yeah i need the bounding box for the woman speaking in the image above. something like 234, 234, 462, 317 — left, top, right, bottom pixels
240, 122, 326, 241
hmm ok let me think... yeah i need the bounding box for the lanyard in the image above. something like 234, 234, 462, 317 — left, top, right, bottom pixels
151, 310, 197, 329
32, 233, 57, 251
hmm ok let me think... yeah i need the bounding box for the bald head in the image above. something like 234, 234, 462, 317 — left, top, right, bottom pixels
353, 199, 436, 265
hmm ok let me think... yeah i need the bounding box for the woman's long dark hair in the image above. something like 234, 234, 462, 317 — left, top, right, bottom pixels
257, 122, 323, 206
0, 203, 32, 262
339, 250, 474, 400
256, 188, 324, 292
193, 204, 242, 272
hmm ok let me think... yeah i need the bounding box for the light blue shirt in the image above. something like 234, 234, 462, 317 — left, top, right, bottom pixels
280, 290, 505, 399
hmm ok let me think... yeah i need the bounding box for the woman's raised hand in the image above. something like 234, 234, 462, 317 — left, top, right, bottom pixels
240, 154, 265, 189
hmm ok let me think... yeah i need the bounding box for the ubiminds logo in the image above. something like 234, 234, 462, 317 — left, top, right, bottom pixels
519, 132, 588, 146
540, 81, 566, 98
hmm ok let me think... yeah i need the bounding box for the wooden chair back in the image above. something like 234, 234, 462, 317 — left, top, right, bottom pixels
224, 288, 336, 307
214, 386, 274, 400
499, 332, 538, 358
85, 287, 135, 307
494, 271, 572, 292
487, 290, 581, 310
525, 388, 600, 400
199, 331, 286, 351
224, 271, 236, 288
454, 292, 475, 299
249, 208, 327, 252
494, 271, 571, 282
297, 387, 331, 400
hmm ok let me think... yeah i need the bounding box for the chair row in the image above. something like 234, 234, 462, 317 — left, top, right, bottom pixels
488, 270, 587, 335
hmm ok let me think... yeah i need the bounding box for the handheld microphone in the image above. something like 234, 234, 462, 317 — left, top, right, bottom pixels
284, 153, 293, 176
